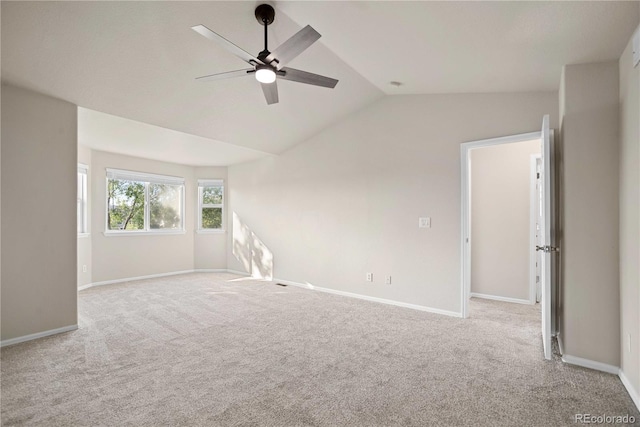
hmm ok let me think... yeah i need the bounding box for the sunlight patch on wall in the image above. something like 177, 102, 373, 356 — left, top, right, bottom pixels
232, 212, 273, 280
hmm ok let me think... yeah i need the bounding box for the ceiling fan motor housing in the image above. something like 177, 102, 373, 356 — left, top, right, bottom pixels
255, 4, 275, 26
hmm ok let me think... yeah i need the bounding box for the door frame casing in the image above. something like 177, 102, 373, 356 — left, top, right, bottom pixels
460, 131, 542, 319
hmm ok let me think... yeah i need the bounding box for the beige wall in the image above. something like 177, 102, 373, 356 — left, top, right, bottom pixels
619, 25, 640, 396
194, 166, 227, 270
228, 92, 558, 314
470, 140, 541, 301
77, 144, 92, 287
90, 151, 196, 283
87, 152, 229, 283
1, 84, 78, 341
559, 62, 620, 367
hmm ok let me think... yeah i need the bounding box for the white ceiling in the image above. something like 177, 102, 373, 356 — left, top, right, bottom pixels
1, 1, 383, 160
280, 1, 639, 94
78, 107, 270, 166
2, 1, 638, 165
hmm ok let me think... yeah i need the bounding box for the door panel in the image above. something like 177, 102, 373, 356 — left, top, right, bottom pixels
539, 115, 553, 360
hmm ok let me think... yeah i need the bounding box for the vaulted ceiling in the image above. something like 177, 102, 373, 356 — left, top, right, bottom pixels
281, 1, 639, 94
2, 1, 638, 165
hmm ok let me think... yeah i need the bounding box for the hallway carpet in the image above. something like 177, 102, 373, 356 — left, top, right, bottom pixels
1, 273, 638, 426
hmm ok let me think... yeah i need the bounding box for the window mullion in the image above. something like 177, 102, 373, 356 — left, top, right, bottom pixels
77, 167, 88, 235
82, 174, 87, 233
144, 182, 150, 231
198, 186, 202, 230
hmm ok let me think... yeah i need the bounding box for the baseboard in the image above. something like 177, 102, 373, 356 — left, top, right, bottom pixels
619, 369, 640, 411
274, 278, 462, 318
78, 270, 195, 291
0, 324, 78, 348
469, 292, 533, 305
561, 354, 620, 375
79, 269, 251, 291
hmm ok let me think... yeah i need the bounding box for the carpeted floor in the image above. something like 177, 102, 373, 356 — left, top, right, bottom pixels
1, 272, 638, 426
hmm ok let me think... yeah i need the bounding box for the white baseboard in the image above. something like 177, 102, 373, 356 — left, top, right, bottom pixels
561, 354, 620, 375
469, 292, 533, 305
78, 269, 251, 291
78, 270, 194, 291
619, 369, 640, 411
1, 324, 78, 348
274, 278, 462, 318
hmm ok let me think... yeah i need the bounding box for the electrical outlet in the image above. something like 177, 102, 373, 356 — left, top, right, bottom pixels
385, 276, 392, 285
419, 217, 431, 228
366, 273, 373, 282
82, 265, 87, 273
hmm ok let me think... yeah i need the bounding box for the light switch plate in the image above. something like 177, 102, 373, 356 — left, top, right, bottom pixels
419, 217, 431, 228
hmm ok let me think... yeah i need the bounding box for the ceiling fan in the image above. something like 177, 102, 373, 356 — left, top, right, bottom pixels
192, 4, 338, 105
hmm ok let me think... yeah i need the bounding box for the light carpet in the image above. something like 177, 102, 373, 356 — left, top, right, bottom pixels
1, 272, 638, 426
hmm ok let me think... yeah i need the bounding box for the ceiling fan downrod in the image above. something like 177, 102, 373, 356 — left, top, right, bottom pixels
255, 4, 275, 58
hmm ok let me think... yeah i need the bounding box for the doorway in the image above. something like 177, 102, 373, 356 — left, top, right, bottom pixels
467, 139, 541, 306
460, 116, 556, 360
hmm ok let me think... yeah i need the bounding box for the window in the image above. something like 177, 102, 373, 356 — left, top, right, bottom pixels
198, 180, 224, 231
77, 164, 88, 235
106, 169, 185, 234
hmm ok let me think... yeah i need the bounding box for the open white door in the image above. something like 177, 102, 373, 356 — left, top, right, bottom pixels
538, 115, 555, 360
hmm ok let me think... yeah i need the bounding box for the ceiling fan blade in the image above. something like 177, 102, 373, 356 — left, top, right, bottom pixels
264, 25, 320, 69
196, 69, 255, 82
279, 67, 338, 89
192, 24, 263, 65
261, 81, 279, 105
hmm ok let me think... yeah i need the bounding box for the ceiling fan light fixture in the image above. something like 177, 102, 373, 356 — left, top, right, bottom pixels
255, 67, 276, 84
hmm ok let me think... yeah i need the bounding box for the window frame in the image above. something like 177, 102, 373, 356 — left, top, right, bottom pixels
104, 168, 186, 236
77, 164, 89, 237
197, 179, 225, 233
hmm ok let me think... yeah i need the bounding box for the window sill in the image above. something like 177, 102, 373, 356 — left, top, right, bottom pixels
103, 230, 186, 237
196, 229, 226, 234
77, 233, 90, 239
